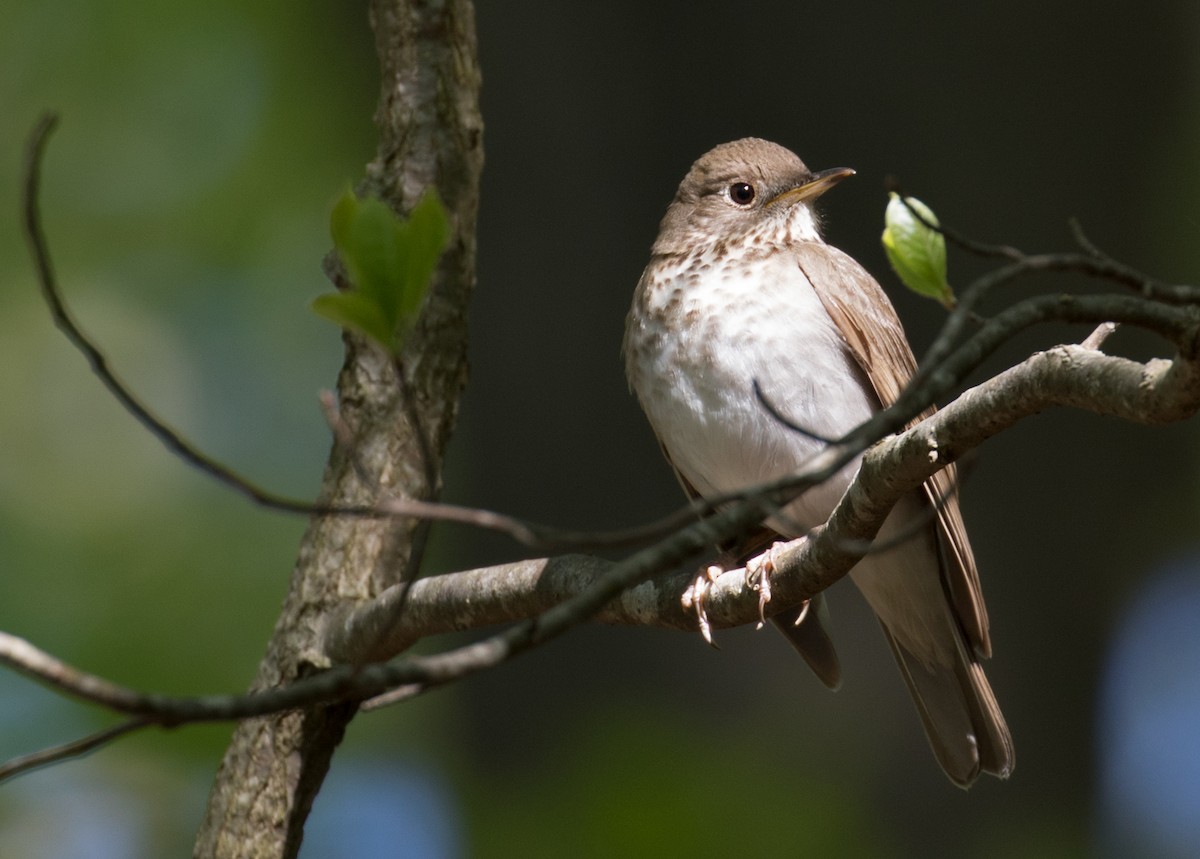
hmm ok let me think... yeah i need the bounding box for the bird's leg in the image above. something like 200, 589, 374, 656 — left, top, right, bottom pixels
682, 563, 725, 647
682, 539, 787, 642
744, 541, 788, 629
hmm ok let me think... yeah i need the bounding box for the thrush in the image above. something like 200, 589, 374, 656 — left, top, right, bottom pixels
623, 137, 1013, 787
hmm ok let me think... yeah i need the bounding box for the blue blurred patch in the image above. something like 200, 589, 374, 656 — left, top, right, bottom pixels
1098, 554, 1200, 858
302, 759, 462, 858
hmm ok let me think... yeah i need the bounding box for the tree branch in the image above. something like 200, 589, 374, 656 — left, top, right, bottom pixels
193, 2, 484, 857
22, 115, 715, 560
0, 718, 150, 783
25, 114, 665, 558
20, 113, 322, 518
3, 329, 1194, 761
13, 113, 1200, 746
323, 337, 1200, 660
7, 9, 1198, 847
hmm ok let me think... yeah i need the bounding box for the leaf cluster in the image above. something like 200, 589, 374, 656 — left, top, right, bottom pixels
313, 189, 449, 354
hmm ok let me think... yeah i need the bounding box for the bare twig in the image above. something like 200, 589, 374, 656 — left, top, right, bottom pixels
826, 452, 976, 557
392, 354, 438, 570
1068, 217, 1107, 259
0, 631, 157, 715
319, 387, 384, 491
897, 193, 1025, 262
1082, 322, 1119, 351
11, 119, 1200, 789
752, 379, 837, 444
319, 389, 357, 451
360, 683, 426, 711
393, 355, 438, 500
324, 339, 1200, 662
0, 719, 150, 783
3, 330, 1197, 774
21, 114, 712, 558
366, 356, 441, 660
27, 117, 1189, 571
898, 278, 1197, 449
21, 114, 323, 518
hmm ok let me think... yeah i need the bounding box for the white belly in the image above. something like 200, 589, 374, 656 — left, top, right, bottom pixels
627, 247, 878, 532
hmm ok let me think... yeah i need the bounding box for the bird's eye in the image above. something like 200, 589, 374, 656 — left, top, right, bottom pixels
729, 182, 756, 205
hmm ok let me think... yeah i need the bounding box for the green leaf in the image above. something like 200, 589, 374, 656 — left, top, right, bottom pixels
311, 291, 393, 347
397, 190, 449, 324
345, 196, 408, 317
319, 188, 450, 354
329, 186, 357, 253
881, 192, 954, 308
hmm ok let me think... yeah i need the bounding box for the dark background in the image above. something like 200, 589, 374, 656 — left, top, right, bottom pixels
1, 2, 1197, 856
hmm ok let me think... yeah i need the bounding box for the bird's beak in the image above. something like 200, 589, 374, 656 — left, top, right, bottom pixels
768, 167, 856, 207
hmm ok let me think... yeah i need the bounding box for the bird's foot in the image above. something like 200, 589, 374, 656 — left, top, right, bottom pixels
745, 541, 787, 629
682, 564, 724, 647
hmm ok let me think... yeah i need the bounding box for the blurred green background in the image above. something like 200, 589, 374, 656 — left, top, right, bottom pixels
2, 2, 1199, 856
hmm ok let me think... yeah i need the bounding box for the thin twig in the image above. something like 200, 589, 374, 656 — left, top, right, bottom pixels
26, 116, 1189, 569
0, 719, 150, 783
897, 193, 1025, 261
2, 333, 1197, 772
1068, 217, 1106, 259
902, 255, 1197, 446
343, 356, 440, 669
0, 471, 796, 722
9, 124, 1198, 775
360, 683, 426, 711
738, 395, 971, 559
1082, 322, 1119, 351
0, 631, 150, 715
319, 389, 357, 451
393, 355, 439, 500
392, 354, 437, 579
21, 114, 322, 518
1065, 218, 1198, 305
825, 452, 976, 557
22, 114, 716, 556
319, 388, 380, 489
752, 379, 837, 444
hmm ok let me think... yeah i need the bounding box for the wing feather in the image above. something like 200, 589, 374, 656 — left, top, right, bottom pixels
794, 243, 990, 657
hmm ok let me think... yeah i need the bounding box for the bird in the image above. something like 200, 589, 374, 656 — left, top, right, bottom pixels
623, 137, 1013, 787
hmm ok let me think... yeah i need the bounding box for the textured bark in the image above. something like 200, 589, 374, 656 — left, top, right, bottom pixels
193, 2, 482, 857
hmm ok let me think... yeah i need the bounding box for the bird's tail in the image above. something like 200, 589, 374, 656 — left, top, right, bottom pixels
880, 623, 1015, 786
772, 593, 842, 691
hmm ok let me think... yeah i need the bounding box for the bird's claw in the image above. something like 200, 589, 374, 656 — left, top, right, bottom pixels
682, 564, 724, 647
745, 541, 786, 629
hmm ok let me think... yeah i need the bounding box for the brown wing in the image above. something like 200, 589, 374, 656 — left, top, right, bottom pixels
794, 243, 991, 657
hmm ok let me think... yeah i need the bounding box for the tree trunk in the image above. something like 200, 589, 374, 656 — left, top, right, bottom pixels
193, 2, 482, 856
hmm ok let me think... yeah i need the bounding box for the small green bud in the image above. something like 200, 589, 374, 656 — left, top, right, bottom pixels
882, 192, 954, 308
